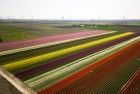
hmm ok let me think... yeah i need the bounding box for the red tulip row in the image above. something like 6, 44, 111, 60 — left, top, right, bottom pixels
118, 58, 140, 94
38, 37, 140, 94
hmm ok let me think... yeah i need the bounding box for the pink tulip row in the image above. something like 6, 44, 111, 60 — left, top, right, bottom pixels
0, 30, 107, 51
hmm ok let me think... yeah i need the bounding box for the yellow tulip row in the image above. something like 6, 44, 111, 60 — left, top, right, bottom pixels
3, 32, 133, 71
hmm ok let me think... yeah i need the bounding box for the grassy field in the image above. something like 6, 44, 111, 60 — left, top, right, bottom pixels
0, 23, 86, 42
0, 24, 35, 42
0, 21, 140, 42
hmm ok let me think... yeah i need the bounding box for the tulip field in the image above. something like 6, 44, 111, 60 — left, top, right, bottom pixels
0, 29, 140, 94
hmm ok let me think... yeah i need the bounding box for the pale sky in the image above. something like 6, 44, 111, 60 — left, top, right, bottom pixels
0, 0, 140, 20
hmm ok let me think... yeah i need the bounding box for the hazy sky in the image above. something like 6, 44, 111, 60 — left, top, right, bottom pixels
0, 0, 140, 19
